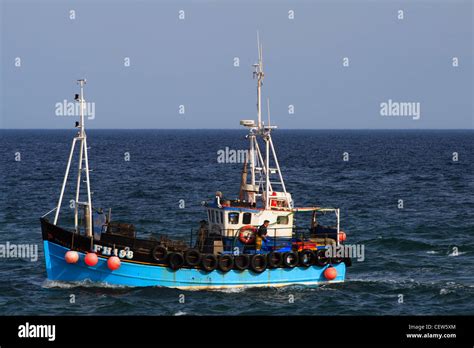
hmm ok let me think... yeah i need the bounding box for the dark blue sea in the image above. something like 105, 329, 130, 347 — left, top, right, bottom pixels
0, 130, 473, 315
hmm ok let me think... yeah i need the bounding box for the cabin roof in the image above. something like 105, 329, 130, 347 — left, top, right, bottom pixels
205, 202, 337, 213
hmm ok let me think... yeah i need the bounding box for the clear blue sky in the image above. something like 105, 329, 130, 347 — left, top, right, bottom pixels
1, 0, 472, 129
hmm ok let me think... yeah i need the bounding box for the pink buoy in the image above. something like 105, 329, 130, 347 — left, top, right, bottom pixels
324, 266, 337, 280
84, 252, 98, 267
338, 231, 347, 242
107, 256, 121, 271
65, 250, 79, 264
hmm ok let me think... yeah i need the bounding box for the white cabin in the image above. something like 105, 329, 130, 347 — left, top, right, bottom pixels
206, 192, 294, 238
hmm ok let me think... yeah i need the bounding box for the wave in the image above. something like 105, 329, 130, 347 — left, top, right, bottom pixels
346, 278, 473, 294
363, 237, 436, 251
126, 189, 160, 199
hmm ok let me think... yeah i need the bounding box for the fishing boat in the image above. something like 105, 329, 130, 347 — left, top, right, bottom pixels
41, 40, 351, 289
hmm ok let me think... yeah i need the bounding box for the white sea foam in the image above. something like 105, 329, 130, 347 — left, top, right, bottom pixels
213, 287, 247, 293
317, 285, 337, 291
42, 279, 130, 289
439, 288, 454, 295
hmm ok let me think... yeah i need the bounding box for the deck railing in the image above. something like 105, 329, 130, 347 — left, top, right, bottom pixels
187, 226, 337, 255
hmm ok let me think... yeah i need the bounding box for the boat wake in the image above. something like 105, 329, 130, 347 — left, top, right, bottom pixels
42, 279, 131, 289
206, 287, 247, 293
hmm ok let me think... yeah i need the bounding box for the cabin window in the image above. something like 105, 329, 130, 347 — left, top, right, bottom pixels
213, 210, 218, 224
277, 215, 289, 225
228, 212, 239, 224
220, 211, 224, 225
207, 210, 211, 222
243, 213, 252, 225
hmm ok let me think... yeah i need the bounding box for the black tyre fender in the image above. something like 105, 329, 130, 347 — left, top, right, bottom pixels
184, 249, 201, 267
298, 249, 315, 267
282, 252, 299, 268
250, 254, 267, 273
331, 256, 343, 265
233, 254, 250, 271
151, 245, 168, 262
201, 254, 218, 272
267, 252, 282, 268
168, 252, 184, 271
217, 254, 234, 272
315, 249, 329, 267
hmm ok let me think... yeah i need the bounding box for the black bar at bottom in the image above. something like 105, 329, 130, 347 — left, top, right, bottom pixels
0, 315, 471, 346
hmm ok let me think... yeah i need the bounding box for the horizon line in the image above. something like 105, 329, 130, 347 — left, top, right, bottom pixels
0, 128, 473, 131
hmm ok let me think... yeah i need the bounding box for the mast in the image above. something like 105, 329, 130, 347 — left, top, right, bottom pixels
240, 34, 292, 209
54, 79, 93, 237
249, 31, 265, 193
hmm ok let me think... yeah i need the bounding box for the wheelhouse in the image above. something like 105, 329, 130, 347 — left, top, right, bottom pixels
205, 192, 295, 238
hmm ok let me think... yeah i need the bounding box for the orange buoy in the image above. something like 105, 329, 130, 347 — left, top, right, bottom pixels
338, 231, 347, 242
65, 250, 79, 264
84, 252, 98, 266
107, 256, 121, 271
324, 266, 337, 280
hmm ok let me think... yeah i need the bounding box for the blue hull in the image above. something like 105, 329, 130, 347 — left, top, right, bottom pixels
44, 241, 346, 289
